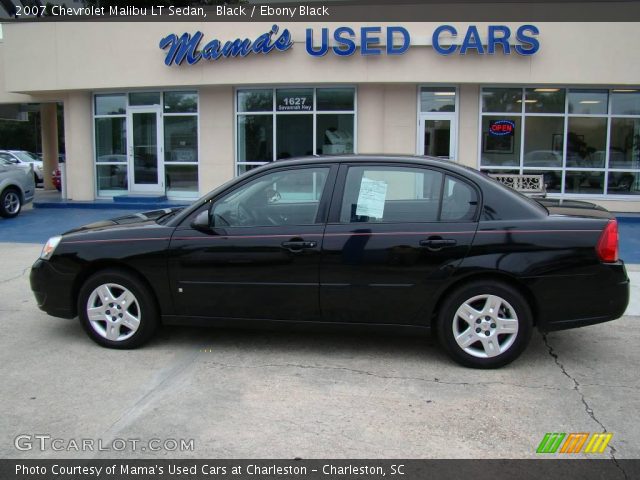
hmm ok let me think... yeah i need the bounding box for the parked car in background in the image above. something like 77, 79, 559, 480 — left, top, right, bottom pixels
0, 157, 35, 218
0, 150, 44, 185
52, 168, 62, 192
30, 156, 629, 368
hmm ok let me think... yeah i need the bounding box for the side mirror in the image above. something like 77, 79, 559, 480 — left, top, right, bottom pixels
190, 210, 211, 233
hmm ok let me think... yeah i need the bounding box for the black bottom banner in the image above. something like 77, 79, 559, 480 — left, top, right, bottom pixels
1, 459, 639, 480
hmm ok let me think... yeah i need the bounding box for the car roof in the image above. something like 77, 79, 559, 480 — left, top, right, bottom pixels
269, 154, 481, 176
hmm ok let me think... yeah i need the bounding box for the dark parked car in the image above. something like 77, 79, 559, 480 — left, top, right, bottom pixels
30, 156, 629, 368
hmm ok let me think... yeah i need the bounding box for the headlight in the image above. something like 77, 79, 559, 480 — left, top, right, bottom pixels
40, 236, 62, 260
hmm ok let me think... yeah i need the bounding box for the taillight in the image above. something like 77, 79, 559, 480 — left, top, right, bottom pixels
596, 219, 619, 263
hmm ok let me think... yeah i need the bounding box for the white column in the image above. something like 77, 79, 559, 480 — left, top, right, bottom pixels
198, 86, 234, 194
63, 92, 95, 201
40, 102, 59, 190
457, 84, 480, 169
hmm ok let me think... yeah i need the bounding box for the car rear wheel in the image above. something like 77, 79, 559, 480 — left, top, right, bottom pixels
78, 269, 159, 349
0, 188, 22, 218
436, 280, 533, 368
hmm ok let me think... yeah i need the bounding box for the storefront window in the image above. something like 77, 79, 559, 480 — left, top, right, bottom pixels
611, 90, 640, 115
564, 171, 604, 194
164, 116, 198, 163
129, 92, 160, 106
95, 118, 126, 161
163, 91, 198, 113
482, 88, 522, 113
480, 116, 521, 167
566, 117, 607, 168
94, 90, 199, 197
317, 88, 355, 111
610, 118, 640, 169
95, 94, 126, 115
166, 164, 198, 193
523, 117, 564, 168
276, 88, 313, 112
276, 114, 313, 158
237, 115, 273, 163
163, 91, 198, 196
568, 90, 608, 115
480, 87, 640, 196
524, 88, 565, 114
317, 114, 354, 156
238, 89, 272, 112
420, 87, 456, 113
96, 164, 127, 192
236, 87, 356, 175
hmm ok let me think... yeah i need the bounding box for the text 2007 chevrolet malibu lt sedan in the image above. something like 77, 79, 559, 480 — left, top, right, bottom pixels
30, 156, 629, 368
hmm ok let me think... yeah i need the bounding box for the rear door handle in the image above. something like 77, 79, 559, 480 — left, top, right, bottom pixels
281, 240, 317, 252
419, 238, 457, 250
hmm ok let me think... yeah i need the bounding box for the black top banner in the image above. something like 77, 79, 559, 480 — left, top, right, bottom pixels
2, 1, 640, 22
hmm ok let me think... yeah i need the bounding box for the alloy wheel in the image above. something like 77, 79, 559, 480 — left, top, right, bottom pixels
86, 283, 141, 342
452, 294, 519, 358
4, 192, 20, 215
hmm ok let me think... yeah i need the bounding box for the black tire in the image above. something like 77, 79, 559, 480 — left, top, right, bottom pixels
0, 187, 22, 218
77, 269, 159, 349
436, 280, 533, 368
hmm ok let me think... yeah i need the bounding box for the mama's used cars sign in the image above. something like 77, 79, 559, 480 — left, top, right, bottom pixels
159, 24, 540, 66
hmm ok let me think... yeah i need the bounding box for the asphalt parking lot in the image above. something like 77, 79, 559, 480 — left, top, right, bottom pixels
0, 206, 639, 461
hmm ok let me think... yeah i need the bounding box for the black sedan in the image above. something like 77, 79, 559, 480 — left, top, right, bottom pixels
30, 156, 629, 368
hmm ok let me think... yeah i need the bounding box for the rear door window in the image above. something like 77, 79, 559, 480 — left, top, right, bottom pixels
339, 166, 443, 223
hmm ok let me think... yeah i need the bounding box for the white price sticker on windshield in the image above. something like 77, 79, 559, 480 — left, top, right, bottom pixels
356, 177, 387, 218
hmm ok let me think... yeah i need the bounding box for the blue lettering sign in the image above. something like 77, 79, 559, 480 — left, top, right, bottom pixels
333, 27, 356, 56
306, 28, 328, 57
159, 24, 293, 66
433, 24, 539, 56
515, 25, 540, 55
161, 24, 540, 65
387, 26, 410, 55
432, 25, 458, 55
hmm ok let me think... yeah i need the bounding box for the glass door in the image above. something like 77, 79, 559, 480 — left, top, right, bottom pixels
127, 106, 163, 193
419, 114, 456, 160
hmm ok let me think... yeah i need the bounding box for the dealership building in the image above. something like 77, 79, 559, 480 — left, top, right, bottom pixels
1, 21, 640, 211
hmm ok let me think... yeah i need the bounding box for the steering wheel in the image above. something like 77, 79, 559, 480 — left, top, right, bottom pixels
236, 203, 254, 226
267, 189, 282, 204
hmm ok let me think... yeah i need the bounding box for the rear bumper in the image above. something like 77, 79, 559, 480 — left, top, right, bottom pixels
30, 259, 76, 319
534, 261, 630, 331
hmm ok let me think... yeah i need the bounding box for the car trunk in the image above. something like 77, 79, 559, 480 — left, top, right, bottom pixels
536, 198, 615, 220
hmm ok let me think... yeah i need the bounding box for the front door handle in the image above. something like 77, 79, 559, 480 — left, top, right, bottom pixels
281, 240, 317, 252
419, 237, 457, 250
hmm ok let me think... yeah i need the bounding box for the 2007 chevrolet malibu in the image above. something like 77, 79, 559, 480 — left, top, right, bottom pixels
30, 156, 629, 368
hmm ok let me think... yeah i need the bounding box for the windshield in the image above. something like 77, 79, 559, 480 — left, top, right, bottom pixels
13, 151, 39, 163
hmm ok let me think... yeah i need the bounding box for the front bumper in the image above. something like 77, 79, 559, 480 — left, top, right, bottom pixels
30, 259, 76, 319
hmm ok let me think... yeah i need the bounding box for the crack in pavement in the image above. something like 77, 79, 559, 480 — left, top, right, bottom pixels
93, 348, 202, 458
0, 266, 30, 285
203, 360, 565, 391
542, 333, 628, 480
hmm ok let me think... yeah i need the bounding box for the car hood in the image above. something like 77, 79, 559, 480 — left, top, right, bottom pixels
536, 198, 614, 220
63, 207, 184, 235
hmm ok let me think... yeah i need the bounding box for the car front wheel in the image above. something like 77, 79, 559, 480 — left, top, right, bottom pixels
0, 188, 22, 218
436, 281, 533, 368
77, 269, 159, 349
